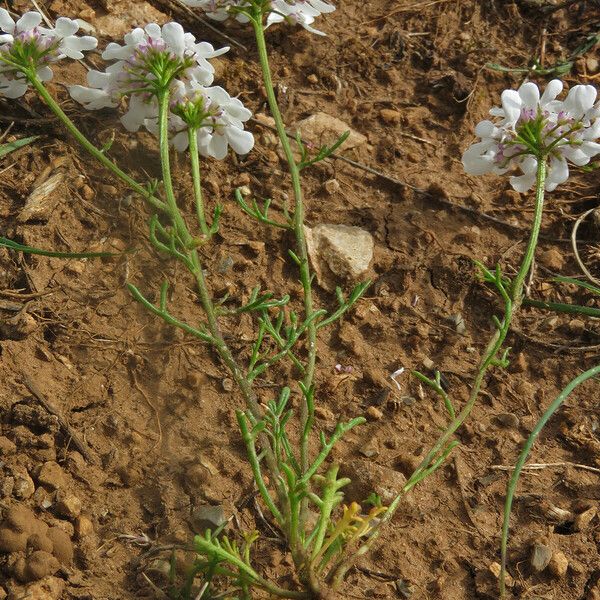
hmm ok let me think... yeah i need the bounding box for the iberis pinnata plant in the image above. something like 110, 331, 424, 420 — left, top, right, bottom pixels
0, 9, 96, 98
68, 22, 254, 158
181, 0, 335, 35
462, 79, 600, 192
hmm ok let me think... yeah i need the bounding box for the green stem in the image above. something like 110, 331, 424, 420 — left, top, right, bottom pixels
157, 89, 191, 244
251, 16, 317, 475
28, 73, 166, 214
499, 363, 600, 597
188, 127, 210, 236
337, 158, 548, 583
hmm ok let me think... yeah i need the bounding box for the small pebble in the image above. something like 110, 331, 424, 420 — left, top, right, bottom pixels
314, 406, 334, 421
323, 179, 340, 195
56, 493, 82, 519
573, 507, 596, 532
221, 378, 234, 392
74, 516, 94, 539
539, 248, 564, 271
531, 542, 552, 572
307, 73, 318, 84
379, 109, 401, 124
366, 406, 383, 421
568, 319, 585, 335
548, 551, 568, 578
81, 184, 95, 201
496, 413, 520, 429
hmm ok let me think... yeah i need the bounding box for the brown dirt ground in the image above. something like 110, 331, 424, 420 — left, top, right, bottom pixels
1, 0, 600, 598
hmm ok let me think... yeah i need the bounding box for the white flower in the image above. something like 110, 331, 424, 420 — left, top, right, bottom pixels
462, 79, 600, 192
144, 82, 254, 159
0, 10, 97, 98
69, 22, 229, 133
267, 0, 335, 35
180, 0, 336, 34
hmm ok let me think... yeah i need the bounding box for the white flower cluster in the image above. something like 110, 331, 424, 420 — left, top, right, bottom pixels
69, 22, 253, 159
0, 9, 97, 98
181, 0, 335, 35
462, 80, 600, 192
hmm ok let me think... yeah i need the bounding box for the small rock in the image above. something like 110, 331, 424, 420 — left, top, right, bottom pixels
80, 184, 95, 201
379, 109, 401, 124
17, 173, 65, 223
12, 467, 35, 500
314, 406, 335, 421
366, 406, 383, 421
531, 542, 552, 572
573, 506, 596, 532
55, 493, 82, 519
74, 516, 94, 539
294, 112, 367, 150
0, 437, 16, 455
496, 413, 520, 429
1, 477, 14, 498
340, 459, 407, 505
548, 551, 569, 578
586, 56, 599, 74
36, 462, 68, 490
359, 442, 379, 458
221, 378, 234, 392
307, 73, 318, 84
448, 313, 466, 334
539, 248, 564, 272
191, 505, 226, 533
488, 561, 514, 587
514, 352, 528, 373
568, 319, 585, 335
323, 179, 340, 195
305, 223, 374, 292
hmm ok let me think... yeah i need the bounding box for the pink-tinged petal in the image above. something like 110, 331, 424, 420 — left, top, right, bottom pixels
16, 12, 42, 32
0, 8, 16, 33
540, 79, 563, 105
226, 127, 254, 155
518, 81, 540, 109
162, 22, 185, 56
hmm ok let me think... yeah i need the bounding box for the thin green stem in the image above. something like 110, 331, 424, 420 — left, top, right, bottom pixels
523, 297, 600, 318
499, 364, 600, 597
157, 89, 191, 244
251, 16, 317, 484
336, 158, 548, 583
27, 73, 166, 214
188, 127, 210, 236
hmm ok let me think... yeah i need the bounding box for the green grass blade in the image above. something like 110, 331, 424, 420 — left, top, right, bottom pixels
0, 136, 39, 159
0, 236, 119, 258
523, 298, 600, 318
553, 275, 600, 296
499, 364, 600, 598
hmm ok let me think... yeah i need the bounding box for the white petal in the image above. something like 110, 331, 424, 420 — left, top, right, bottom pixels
309, 0, 336, 13
547, 156, 569, 188
518, 82, 540, 109
16, 12, 42, 32
509, 171, 536, 193
144, 23, 161, 39
540, 79, 563, 106
36, 66, 53, 81
500, 89, 522, 125
207, 134, 228, 160
563, 85, 597, 118
226, 127, 254, 155
0, 8, 16, 33
53, 17, 79, 37
0, 33, 14, 43
172, 131, 189, 152
462, 144, 494, 175
474, 119, 497, 138
162, 22, 185, 56
60, 35, 98, 58
559, 146, 589, 166
0, 74, 27, 98
193, 41, 229, 59
581, 141, 600, 158
69, 85, 115, 109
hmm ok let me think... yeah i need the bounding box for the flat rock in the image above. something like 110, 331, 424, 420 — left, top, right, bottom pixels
294, 112, 367, 150
305, 223, 374, 292
531, 542, 552, 572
